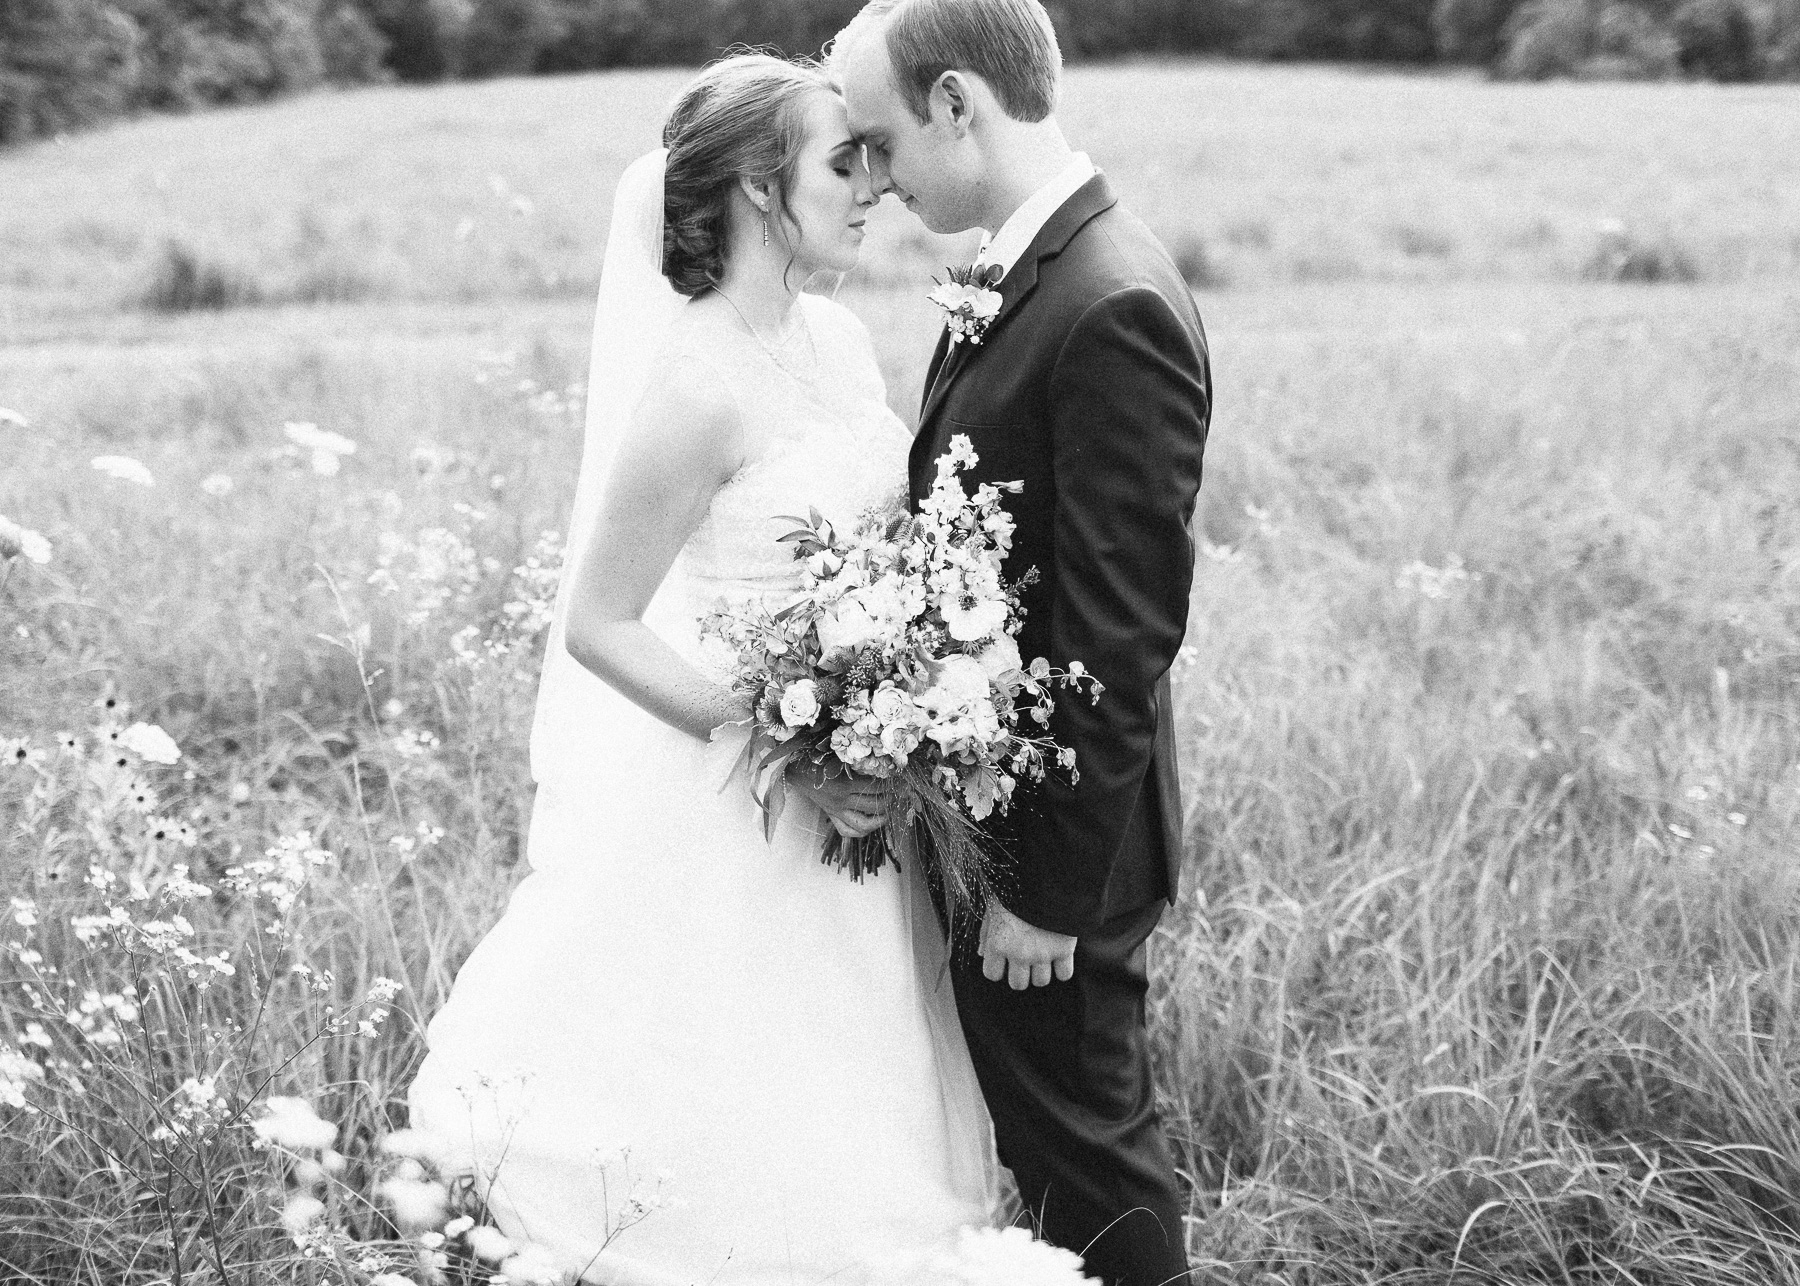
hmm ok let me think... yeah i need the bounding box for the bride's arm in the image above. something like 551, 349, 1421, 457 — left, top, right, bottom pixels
563, 362, 750, 741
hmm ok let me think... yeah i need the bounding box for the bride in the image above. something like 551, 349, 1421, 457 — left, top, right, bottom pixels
407, 54, 1005, 1283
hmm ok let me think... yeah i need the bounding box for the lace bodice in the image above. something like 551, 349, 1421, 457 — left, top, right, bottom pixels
644, 293, 913, 654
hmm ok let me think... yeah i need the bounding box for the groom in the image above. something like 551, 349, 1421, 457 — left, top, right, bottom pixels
834, 3, 1211, 1283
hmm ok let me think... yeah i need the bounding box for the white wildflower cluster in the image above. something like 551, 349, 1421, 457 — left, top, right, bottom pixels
222, 831, 334, 923
447, 529, 565, 671
278, 422, 358, 476
369, 519, 489, 630
250, 1096, 353, 1249
0, 513, 53, 565
371, 1126, 581, 1284
1396, 553, 1476, 600
72, 862, 236, 988
0, 1042, 46, 1110
870, 1226, 1100, 1286
91, 455, 155, 487
155, 1074, 234, 1141
472, 349, 585, 424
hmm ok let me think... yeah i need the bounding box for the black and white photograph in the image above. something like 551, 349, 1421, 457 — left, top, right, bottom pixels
2, 0, 1798, 1282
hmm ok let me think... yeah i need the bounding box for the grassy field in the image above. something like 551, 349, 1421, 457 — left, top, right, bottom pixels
3, 61, 1800, 1284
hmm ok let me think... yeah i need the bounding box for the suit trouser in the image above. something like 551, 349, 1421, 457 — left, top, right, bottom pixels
950, 897, 1191, 1286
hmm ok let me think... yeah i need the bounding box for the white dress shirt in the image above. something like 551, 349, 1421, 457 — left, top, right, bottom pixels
974, 152, 1098, 281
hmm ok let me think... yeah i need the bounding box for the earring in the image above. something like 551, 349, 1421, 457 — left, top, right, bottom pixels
761, 213, 770, 247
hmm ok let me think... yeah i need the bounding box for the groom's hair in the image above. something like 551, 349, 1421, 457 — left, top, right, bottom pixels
837, 0, 1061, 124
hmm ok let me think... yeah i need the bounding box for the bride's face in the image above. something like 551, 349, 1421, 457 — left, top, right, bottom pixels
779, 92, 877, 277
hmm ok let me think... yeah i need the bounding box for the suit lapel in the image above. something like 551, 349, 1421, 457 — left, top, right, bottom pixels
915, 173, 1120, 436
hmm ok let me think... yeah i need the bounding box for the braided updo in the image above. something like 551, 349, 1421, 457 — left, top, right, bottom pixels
661, 54, 835, 297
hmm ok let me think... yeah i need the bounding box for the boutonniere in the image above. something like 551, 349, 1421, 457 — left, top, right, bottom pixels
928, 263, 1004, 346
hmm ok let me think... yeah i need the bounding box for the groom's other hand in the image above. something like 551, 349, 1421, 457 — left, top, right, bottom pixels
789, 761, 888, 838
979, 902, 1077, 989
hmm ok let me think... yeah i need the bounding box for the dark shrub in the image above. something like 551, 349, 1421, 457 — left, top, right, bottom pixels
0, 0, 142, 143
1582, 221, 1701, 283
317, 0, 389, 82
1588, 3, 1679, 76
1166, 230, 1226, 290
140, 239, 264, 311
358, 0, 470, 80
1498, 0, 1592, 77
459, 0, 563, 77
1671, 0, 1759, 79
1432, 0, 1528, 61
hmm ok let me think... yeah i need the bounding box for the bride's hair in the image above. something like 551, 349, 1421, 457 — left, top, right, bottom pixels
661, 54, 834, 297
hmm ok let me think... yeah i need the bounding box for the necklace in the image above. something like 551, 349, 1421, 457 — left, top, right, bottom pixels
715, 288, 823, 391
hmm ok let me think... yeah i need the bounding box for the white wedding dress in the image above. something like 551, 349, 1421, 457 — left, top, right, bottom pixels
408, 152, 1003, 1285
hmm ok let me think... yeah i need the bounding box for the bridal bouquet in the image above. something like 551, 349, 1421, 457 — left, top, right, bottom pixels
700, 436, 1100, 916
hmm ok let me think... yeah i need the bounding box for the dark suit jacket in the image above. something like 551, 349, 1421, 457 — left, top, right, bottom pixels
908, 173, 1211, 938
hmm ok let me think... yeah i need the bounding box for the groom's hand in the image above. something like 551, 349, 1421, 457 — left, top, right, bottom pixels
788, 760, 887, 838
979, 902, 1077, 989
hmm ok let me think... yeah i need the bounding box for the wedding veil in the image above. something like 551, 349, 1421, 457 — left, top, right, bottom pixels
529, 149, 686, 786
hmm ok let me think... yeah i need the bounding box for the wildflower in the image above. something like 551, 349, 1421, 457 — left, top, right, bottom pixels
368, 977, 403, 1004
444, 1215, 476, 1238
91, 455, 155, 487
380, 1175, 450, 1230
199, 473, 234, 497
280, 1193, 326, 1238
119, 722, 181, 764
0, 407, 26, 428
466, 1225, 514, 1263
0, 515, 51, 565
500, 1244, 566, 1285
0, 1044, 45, 1109
253, 1096, 339, 1151
283, 422, 358, 476
371, 1275, 417, 1286
9, 897, 36, 927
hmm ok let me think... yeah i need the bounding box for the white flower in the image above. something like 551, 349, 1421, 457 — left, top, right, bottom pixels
284, 422, 357, 476
379, 1175, 449, 1230
816, 598, 883, 653
444, 1215, 475, 1237
942, 595, 1008, 643
0, 515, 51, 565
918, 655, 991, 716
280, 1193, 326, 1237
370, 1275, 417, 1286
779, 680, 821, 728
91, 455, 154, 487
870, 685, 917, 726
252, 1096, 338, 1151
501, 1244, 568, 1285
0, 407, 27, 428
466, 1224, 514, 1263
118, 722, 181, 765
367, 976, 403, 1004
199, 473, 234, 497
974, 635, 1022, 683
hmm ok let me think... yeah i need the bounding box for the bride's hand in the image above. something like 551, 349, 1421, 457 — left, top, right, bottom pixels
788, 761, 888, 838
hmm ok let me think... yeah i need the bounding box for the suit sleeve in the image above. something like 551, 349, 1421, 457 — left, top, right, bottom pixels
1006, 285, 1210, 936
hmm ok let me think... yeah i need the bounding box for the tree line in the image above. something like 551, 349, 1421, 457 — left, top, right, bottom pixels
3, 0, 1797, 146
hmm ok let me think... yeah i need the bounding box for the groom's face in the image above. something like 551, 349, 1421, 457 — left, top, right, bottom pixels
841, 35, 981, 235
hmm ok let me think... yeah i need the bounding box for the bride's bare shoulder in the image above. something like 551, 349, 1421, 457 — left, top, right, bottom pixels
627, 343, 743, 470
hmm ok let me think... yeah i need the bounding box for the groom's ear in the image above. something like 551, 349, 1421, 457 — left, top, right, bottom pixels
931, 70, 975, 138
